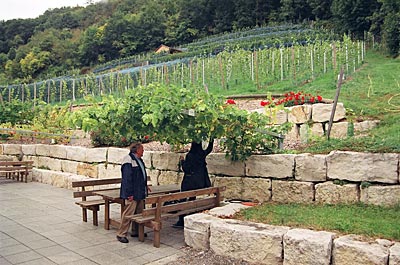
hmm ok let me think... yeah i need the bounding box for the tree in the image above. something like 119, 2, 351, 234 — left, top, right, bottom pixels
307, 0, 333, 20
331, 0, 380, 38
280, 0, 312, 23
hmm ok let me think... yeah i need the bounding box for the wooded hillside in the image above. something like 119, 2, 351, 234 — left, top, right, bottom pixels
0, 0, 398, 84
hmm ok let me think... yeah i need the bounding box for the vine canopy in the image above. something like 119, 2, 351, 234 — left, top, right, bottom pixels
67, 83, 291, 160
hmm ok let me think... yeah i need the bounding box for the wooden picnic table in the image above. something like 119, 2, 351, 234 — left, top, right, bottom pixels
0, 160, 33, 183
94, 184, 180, 230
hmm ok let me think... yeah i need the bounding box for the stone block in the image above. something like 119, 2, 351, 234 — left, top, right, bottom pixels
61, 160, 79, 174
158, 170, 179, 185
184, 213, 220, 250
284, 228, 335, 265
312, 103, 346, 123
360, 185, 400, 206
390, 243, 400, 265
329, 122, 349, 139
152, 152, 181, 171
354, 120, 380, 134
77, 163, 98, 178
288, 105, 312, 124
246, 154, 295, 178
272, 180, 314, 203
310, 123, 325, 137
214, 177, 243, 201
2, 144, 21, 155
107, 147, 128, 164
242, 178, 271, 202
37, 156, 62, 171
49, 145, 68, 159
210, 219, 289, 265
207, 153, 245, 176
98, 163, 121, 179
35, 144, 50, 156
146, 169, 159, 186
21, 145, 37, 156
327, 151, 398, 184
142, 151, 152, 168
333, 235, 389, 265
66, 146, 87, 162
295, 154, 327, 182
315, 181, 359, 204
85, 147, 108, 163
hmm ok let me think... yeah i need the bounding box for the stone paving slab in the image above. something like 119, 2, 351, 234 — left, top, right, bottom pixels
0, 179, 185, 264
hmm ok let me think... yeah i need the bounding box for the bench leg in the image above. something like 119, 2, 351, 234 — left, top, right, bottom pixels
152, 221, 162, 248
154, 230, 161, 248
82, 208, 88, 223
138, 224, 145, 242
92, 206, 99, 226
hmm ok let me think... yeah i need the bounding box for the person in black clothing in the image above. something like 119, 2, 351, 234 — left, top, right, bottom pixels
173, 139, 214, 228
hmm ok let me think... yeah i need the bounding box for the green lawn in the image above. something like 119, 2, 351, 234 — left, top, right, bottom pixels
235, 202, 400, 241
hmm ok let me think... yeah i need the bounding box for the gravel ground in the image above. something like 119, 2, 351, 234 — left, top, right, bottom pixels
166, 246, 258, 265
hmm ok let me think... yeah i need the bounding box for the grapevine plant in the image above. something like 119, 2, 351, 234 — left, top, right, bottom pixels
68, 83, 291, 161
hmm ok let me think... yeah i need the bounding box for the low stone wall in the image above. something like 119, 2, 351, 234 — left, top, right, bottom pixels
255, 102, 380, 142
184, 209, 400, 265
0, 144, 399, 207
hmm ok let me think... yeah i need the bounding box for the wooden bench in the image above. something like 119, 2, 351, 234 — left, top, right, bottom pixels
130, 186, 226, 247
72, 178, 121, 226
0, 160, 33, 183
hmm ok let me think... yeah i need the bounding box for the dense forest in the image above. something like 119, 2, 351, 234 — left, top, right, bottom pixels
0, 0, 398, 85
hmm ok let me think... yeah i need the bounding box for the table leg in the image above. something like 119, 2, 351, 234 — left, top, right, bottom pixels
104, 199, 110, 230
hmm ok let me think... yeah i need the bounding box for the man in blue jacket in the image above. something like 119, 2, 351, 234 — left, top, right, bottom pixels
116, 143, 150, 243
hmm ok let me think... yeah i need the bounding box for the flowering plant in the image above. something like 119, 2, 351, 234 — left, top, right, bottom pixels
226, 99, 236, 105
261, 92, 323, 108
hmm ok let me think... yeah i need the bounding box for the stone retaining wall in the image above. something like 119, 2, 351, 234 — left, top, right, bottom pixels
184, 209, 400, 265
254, 102, 380, 143
0, 144, 399, 207
1, 143, 399, 264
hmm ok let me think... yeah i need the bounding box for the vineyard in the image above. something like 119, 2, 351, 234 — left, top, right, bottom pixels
3, 24, 395, 159
0, 26, 365, 104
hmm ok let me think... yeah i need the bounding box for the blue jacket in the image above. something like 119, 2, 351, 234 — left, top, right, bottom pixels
120, 152, 148, 201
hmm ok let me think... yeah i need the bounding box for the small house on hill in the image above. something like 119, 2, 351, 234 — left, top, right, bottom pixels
155, 44, 184, 54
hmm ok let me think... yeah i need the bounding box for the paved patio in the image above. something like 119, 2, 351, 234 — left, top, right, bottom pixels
0, 178, 185, 265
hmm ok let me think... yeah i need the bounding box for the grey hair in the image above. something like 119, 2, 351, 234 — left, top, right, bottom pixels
129, 142, 143, 154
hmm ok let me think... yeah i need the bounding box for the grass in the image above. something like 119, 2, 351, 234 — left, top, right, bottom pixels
234, 202, 400, 241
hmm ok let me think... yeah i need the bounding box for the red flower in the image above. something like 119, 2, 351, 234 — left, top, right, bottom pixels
310, 97, 315, 103
226, 99, 236, 105
260, 100, 270, 107
317, 95, 323, 101
144, 135, 149, 140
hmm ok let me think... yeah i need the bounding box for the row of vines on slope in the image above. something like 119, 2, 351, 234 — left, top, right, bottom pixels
1, 37, 363, 104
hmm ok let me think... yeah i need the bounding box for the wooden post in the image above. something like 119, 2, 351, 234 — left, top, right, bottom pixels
59, 80, 63, 103
255, 50, 259, 89
72, 79, 76, 101
47, 81, 50, 103
327, 67, 344, 140
33, 82, 37, 107
218, 56, 225, 89
332, 42, 337, 70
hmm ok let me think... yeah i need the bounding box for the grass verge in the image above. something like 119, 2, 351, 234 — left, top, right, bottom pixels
234, 202, 400, 241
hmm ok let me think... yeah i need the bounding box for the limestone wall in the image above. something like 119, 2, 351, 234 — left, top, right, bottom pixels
185, 210, 400, 265
0, 143, 399, 207
255, 102, 380, 143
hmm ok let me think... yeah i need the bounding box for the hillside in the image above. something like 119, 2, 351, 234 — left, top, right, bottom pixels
0, 0, 398, 86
